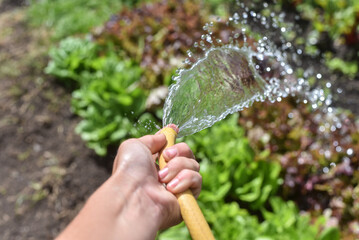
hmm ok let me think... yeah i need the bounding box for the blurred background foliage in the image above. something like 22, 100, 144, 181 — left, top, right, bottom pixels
281, 0, 359, 78
27, 0, 359, 238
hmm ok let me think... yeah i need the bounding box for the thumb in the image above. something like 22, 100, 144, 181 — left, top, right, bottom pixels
138, 133, 167, 154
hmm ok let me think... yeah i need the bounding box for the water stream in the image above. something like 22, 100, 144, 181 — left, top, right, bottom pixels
163, 3, 329, 137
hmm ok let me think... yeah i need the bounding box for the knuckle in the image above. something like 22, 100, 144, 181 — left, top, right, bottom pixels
177, 142, 189, 149
167, 158, 182, 171
193, 172, 202, 185
117, 138, 140, 156
193, 161, 200, 172
120, 138, 137, 148
178, 168, 191, 180
178, 142, 192, 154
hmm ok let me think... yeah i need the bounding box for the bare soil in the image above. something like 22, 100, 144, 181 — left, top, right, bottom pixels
0, 5, 110, 240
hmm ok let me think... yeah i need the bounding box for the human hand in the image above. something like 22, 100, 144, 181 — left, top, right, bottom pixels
57, 130, 201, 240
112, 131, 202, 229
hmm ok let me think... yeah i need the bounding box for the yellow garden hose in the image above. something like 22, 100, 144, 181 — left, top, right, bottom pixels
159, 127, 215, 240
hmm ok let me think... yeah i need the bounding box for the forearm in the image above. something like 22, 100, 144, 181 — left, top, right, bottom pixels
56, 174, 162, 240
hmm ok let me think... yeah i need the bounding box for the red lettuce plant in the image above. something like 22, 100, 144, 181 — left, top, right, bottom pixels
239, 98, 359, 237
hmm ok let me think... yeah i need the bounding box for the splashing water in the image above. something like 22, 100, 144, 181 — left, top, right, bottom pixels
164, 46, 285, 137
162, 3, 327, 137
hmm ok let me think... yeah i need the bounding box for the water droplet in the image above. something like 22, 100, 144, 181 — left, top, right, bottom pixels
233, 12, 239, 20
325, 98, 332, 105
187, 50, 193, 57
319, 126, 325, 132
324, 150, 331, 159
347, 148, 353, 156
309, 37, 317, 45
336, 146, 342, 152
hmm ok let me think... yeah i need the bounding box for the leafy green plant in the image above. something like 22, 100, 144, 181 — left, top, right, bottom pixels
326, 56, 358, 79
45, 37, 98, 85
203, 0, 232, 16
46, 37, 152, 155
185, 114, 281, 210
159, 115, 339, 240
293, 0, 359, 41
27, 0, 143, 39
71, 59, 146, 155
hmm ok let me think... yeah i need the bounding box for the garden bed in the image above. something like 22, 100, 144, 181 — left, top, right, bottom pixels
0, 0, 358, 239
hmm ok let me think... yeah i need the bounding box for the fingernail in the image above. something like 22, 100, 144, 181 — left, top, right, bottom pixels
167, 178, 179, 189
164, 148, 177, 159
158, 168, 169, 179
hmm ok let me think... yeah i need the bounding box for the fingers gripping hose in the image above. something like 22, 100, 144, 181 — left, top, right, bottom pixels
159, 127, 215, 240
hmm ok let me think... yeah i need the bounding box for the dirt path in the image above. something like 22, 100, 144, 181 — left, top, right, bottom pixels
0, 7, 110, 240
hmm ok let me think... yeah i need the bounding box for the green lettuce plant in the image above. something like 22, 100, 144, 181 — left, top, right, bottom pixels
46, 37, 151, 155
185, 114, 282, 210
159, 114, 339, 240
45, 37, 98, 85
71, 59, 146, 155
